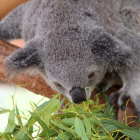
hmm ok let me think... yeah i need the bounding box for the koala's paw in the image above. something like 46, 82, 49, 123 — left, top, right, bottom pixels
109, 91, 129, 111
135, 109, 140, 120
118, 94, 129, 111
109, 84, 140, 119
97, 82, 110, 92
109, 91, 120, 105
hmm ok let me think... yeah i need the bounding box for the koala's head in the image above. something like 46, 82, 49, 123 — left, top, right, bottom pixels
5, 28, 131, 103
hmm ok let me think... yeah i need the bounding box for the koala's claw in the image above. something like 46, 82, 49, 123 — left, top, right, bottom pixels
135, 109, 140, 121
98, 82, 109, 92
120, 105, 126, 111
109, 91, 120, 105
136, 112, 140, 121
109, 98, 113, 106
136, 114, 140, 121
118, 94, 129, 111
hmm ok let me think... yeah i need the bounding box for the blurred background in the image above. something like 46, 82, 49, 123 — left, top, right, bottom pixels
0, 0, 49, 132
0, 0, 29, 47
0, 0, 29, 20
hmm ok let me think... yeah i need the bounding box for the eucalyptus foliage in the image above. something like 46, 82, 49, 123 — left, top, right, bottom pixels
0, 93, 140, 140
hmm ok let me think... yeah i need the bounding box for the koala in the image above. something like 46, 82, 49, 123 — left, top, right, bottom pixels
1, 0, 140, 118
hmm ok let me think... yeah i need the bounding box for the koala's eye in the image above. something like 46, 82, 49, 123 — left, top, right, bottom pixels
88, 72, 94, 79
54, 82, 63, 88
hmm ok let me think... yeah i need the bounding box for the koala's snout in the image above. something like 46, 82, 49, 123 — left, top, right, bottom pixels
69, 87, 87, 104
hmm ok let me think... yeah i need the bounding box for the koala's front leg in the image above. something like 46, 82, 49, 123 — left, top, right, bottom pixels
109, 89, 129, 111
109, 73, 140, 119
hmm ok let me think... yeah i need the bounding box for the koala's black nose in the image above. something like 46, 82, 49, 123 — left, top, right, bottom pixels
69, 87, 87, 104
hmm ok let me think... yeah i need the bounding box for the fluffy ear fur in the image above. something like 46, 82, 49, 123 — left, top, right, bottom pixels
91, 34, 133, 71
5, 40, 41, 76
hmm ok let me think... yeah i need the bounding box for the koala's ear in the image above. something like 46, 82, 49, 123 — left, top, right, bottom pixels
91, 34, 117, 62
91, 34, 132, 70
5, 40, 41, 75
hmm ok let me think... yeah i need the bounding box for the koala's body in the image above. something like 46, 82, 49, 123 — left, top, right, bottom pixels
1, 0, 140, 117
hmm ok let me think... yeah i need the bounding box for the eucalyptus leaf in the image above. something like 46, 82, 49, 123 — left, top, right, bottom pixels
50, 120, 75, 135
16, 106, 23, 126
121, 129, 140, 140
102, 123, 118, 133
29, 111, 50, 139
26, 93, 60, 127
83, 115, 91, 138
89, 117, 101, 126
74, 117, 88, 140
61, 118, 75, 127
101, 119, 136, 130
4, 108, 15, 133
22, 125, 33, 140
58, 131, 72, 140
44, 99, 59, 127
15, 125, 28, 139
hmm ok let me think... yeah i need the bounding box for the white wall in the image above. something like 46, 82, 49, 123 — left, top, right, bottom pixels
0, 81, 49, 132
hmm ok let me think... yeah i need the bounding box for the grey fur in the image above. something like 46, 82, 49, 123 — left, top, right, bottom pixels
1, 0, 140, 115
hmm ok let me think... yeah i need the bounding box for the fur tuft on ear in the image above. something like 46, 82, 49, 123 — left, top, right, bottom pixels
5, 40, 41, 76
91, 34, 133, 71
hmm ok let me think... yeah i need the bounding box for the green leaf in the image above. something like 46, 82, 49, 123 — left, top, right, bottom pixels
12, 125, 21, 136
89, 117, 101, 126
50, 120, 75, 135
74, 117, 88, 140
36, 100, 51, 111
14, 94, 60, 140
16, 106, 23, 126
44, 99, 60, 127
39, 128, 58, 138
83, 115, 91, 138
22, 125, 33, 140
101, 119, 136, 130
56, 138, 63, 140
15, 125, 28, 139
29, 111, 50, 139
103, 93, 116, 120
102, 123, 118, 133
4, 108, 15, 133
59, 96, 66, 109
78, 112, 95, 117
0, 134, 13, 140
121, 129, 140, 140
26, 93, 60, 127
58, 132, 72, 140
54, 113, 77, 118
61, 118, 75, 127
